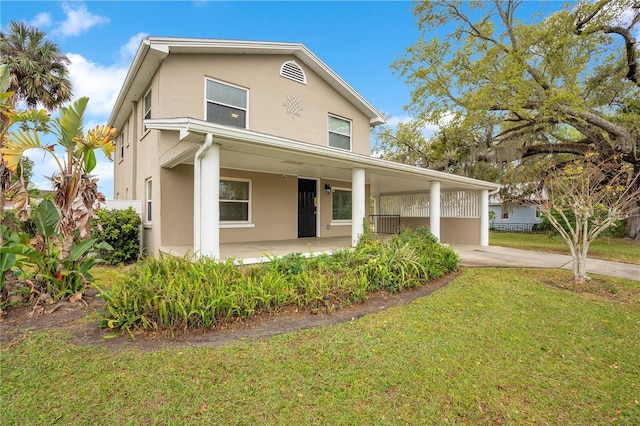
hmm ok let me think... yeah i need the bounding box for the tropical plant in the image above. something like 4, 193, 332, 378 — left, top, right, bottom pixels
1, 96, 116, 259
0, 20, 72, 110
1, 199, 112, 306
0, 64, 50, 246
99, 227, 458, 333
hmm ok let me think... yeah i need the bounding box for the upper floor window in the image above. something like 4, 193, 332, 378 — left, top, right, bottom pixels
119, 133, 125, 160
145, 178, 152, 223
206, 79, 248, 129
143, 90, 151, 131
220, 178, 251, 222
280, 61, 306, 84
328, 115, 351, 150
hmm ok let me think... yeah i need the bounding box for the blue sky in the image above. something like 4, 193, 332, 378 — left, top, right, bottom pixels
1, 0, 570, 198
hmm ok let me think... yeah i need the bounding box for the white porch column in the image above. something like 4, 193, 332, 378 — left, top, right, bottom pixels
429, 180, 441, 242
194, 134, 220, 259
352, 167, 366, 246
480, 189, 489, 246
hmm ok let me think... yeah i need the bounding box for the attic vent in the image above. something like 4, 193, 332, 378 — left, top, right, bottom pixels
280, 61, 307, 84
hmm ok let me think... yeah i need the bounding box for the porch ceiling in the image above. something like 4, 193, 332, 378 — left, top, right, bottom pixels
148, 117, 500, 195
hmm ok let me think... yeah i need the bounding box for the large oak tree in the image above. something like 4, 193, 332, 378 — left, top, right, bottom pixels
391, 0, 640, 238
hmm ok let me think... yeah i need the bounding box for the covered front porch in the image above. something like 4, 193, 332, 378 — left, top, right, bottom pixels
146, 118, 500, 260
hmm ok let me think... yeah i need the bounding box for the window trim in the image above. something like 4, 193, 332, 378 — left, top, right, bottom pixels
327, 114, 352, 151
501, 209, 510, 220
145, 178, 152, 224
331, 186, 352, 225
204, 77, 249, 129
219, 177, 252, 224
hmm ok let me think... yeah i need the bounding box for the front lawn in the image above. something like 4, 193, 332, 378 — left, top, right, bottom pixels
2, 268, 638, 424
490, 231, 640, 264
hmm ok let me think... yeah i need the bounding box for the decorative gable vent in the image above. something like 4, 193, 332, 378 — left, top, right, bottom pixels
280, 61, 307, 84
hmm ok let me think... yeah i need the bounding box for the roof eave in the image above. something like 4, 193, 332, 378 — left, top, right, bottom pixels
108, 38, 386, 131
145, 117, 499, 191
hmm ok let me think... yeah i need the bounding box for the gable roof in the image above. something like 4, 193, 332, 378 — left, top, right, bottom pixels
108, 37, 386, 131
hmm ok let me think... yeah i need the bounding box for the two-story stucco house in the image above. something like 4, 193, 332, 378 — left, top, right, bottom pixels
109, 37, 500, 259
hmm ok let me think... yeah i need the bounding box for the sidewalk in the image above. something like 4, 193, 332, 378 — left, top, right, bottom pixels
455, 245, 640, 281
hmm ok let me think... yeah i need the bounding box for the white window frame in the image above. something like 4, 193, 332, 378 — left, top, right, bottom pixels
219, 177, 252, 226
119, 133, 125, 161
327, 114, 352, 151
204, 77, 249, 129
535, 208, 542, 219
145, 178, 152, 224
331, 187, 352, 225
143, 89, 151, 133
501, 209, 510, 220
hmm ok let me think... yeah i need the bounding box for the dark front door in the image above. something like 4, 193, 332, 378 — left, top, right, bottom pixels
298, 179, 317, 238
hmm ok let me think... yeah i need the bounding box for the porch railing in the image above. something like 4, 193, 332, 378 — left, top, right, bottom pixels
369, 214, 401, 234
491, 223, 542, 233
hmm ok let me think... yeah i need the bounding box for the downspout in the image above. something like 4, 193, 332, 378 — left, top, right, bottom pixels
193, 133, 213, 254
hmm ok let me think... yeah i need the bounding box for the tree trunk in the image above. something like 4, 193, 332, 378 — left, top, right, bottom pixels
627, 167, 640, 240
574, 253, 588, 285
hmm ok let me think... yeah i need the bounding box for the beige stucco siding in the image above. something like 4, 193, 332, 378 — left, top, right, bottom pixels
399, 217, 481, 245
441, 218, 481, 245
160, 164, 194, 246
156, 54, 371, 155
219, 169, 298, 243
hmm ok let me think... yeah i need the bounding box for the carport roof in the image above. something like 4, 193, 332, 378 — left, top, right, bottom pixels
145, 117, 500, 195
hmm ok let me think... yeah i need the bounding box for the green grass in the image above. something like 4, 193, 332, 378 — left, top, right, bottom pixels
2, 268, 639, 425
490, 231, 640, 264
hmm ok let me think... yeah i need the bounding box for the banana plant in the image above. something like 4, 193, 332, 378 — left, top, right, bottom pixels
0, 95, 116, 259
0, 64, 50, 248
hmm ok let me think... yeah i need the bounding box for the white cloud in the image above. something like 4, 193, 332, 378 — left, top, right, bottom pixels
119, 32, 148, 64
53, 3, 108, 37
384, 115, 413, 128
66, 53, 128, 117
30, 12, 52, 28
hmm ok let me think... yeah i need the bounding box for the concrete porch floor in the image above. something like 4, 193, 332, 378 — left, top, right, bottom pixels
161, 236, 357, 264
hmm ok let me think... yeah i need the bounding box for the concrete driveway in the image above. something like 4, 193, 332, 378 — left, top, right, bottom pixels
455, 245, 640, 281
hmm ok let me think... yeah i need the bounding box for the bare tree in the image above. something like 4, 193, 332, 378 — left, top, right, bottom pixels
505, 153, 640, 284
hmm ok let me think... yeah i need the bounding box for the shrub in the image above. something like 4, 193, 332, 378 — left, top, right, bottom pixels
99, 227, 459, 332
93, 208, 141, 265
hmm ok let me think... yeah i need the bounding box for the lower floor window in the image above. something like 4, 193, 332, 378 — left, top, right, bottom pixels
332, 189, 352, 221
220, 179, 250, 222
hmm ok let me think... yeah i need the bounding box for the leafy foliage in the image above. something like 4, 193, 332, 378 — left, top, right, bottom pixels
0, 20, 72, 110
93, 208, 141, 265
0, 96, 116, 259
1, 200, 113, 308
391, 0, 640, 237
99, 227, 458, 332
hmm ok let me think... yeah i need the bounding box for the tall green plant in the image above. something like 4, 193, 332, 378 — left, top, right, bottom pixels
0, 96, 115, 259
